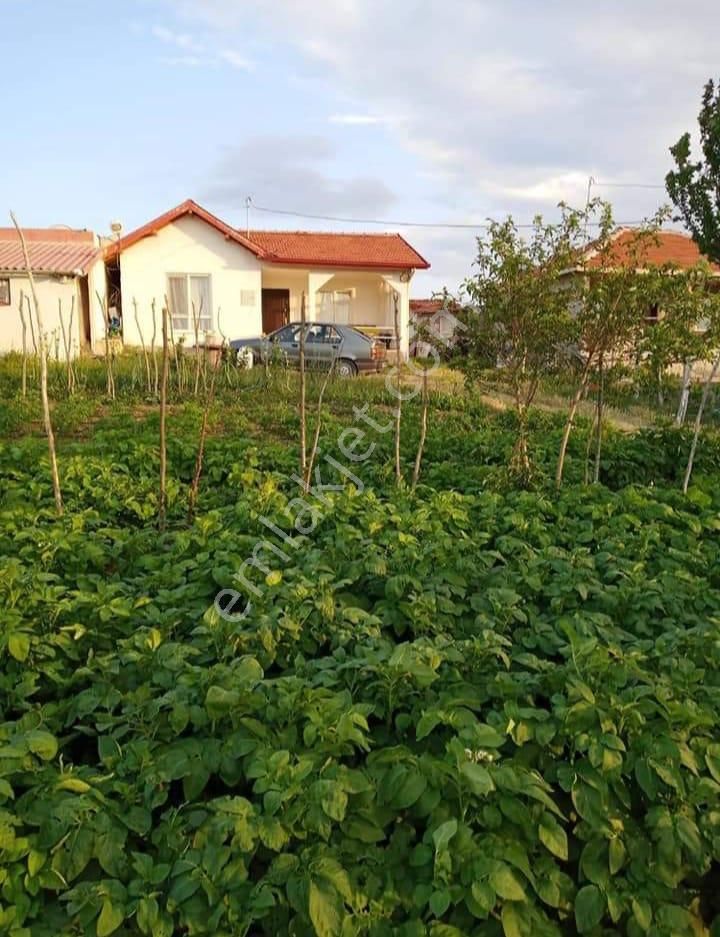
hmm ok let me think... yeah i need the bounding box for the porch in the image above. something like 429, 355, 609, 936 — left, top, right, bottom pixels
259, 267, 411, 358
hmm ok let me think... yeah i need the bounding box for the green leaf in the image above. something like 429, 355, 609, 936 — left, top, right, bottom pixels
97, 899, 124, 937
432, 819, 458, 852
538, 815, 568, 861
429, 888, 451, 917
460, 761, 494, 796
57, 777, 91, 793
136, 897, 159, 935
308, 879, 342, 937
575, 885, 605, 933
490, 865, 526, 901
8, 632, 30, 662
26, 730, 58, 762
631, 898, 652, 932
609, 837, 625, 874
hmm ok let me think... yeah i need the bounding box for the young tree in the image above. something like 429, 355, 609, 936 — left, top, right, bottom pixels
457, 208, 585, 479
666, 78, 720, 266
555, 205, 668, 487
11, 213, 63, 514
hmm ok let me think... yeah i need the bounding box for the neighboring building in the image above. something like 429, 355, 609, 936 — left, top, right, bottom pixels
0, 228, 103, 359
102, 200, 430, 359
579, 228, 720, 275
410, 298, 459, 356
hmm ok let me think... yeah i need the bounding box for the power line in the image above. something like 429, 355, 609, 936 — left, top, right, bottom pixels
592, 181, 666, 190
249, 201, 655, 231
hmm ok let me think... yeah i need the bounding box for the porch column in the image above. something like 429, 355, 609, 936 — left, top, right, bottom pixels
87, 257, 107, 354
381, 273, 411, 360
307, 271, 335, 323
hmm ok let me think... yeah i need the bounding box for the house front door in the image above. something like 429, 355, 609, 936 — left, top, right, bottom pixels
262, 289, 290, 334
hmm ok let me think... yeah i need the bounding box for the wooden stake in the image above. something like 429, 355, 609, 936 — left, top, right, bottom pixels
393, 291, 403, 484
159, 303, 170, 530
18, 289, 27, 397
187, 354, 221, 523
682, 350, 720, 494
411, 365, 429, 490
133, 297, 152, 395
299, 291, 307, 477
11, 212, 63, 514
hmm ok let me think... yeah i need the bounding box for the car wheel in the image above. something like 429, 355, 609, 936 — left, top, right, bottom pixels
336, 358, 358, 378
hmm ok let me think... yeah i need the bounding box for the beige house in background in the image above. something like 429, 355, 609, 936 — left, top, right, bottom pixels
102, 200, 430, 359
0, 228, 104, 359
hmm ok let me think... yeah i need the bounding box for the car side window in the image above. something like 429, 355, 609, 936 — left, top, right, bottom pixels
274, 325, 299, 342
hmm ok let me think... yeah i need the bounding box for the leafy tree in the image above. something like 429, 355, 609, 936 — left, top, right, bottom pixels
666, 77, 720, 265
555, 204, 668, 487
453, 208, 584, 479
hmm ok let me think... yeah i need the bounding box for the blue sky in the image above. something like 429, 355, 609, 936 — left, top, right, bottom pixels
2, 0, 718, 294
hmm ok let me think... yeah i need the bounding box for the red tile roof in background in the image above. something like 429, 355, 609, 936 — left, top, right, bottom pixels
0, 227, 98, 275
410, 299, 444, 316
245, 230, 430, 270
583, 229, 720, 273
104, 200, 430, 270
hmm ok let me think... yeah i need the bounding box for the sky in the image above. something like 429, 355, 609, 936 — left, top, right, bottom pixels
0, 0, 718, 296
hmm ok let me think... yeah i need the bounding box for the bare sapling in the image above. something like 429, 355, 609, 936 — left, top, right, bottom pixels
191, 299, 202, 396
11, 212, 63, 514
187, 353, 221, 523
305, 348, 339, 487
150, 299, 159, 396
133, 297, 152, 395
682, 350, 720, 494
299, 291, 307, 477
158, 303, 170, 530
393, 291, 403, 484
676, 360, 694, 425
593, 352, 605, 484
165, 295, 183, 395
411, 364, 429, 490
58, 297, 76, 395
96, 290, 116, 400
25, 293, 37, 355
18, 289, 28, 397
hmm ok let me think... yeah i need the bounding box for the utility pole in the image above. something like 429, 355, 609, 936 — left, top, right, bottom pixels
245, 196, 251, 237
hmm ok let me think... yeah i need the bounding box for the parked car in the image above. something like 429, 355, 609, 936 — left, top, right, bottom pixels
230, 322, 386, 377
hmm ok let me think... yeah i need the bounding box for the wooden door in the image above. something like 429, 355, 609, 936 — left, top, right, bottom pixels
262, 289, 290, 333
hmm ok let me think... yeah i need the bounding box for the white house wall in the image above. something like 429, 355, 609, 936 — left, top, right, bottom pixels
119, 215, 263, 346
0, 273, 82, 359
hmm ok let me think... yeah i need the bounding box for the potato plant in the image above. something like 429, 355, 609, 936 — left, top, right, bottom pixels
2, 388, 720, 936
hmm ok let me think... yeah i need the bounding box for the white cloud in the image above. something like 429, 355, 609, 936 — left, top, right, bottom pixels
218, 50, 253, 70
329, 114, 395, 126
151, 24, 203, 53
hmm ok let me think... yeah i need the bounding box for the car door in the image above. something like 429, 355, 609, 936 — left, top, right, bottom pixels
305, 324, 343, 370
271, 324, 302, 363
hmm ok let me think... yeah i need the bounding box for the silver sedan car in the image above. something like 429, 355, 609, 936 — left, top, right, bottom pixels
231, 322, 386, 377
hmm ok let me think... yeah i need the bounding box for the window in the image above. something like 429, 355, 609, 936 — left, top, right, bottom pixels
306, 324, 340, 344
274, 324, 302, 343
240, 290, 256, 307
167, 274, 212, 333
0, 278, 10, 306
318, 289, 352, 324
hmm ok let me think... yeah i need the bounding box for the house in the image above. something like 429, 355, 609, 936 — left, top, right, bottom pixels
409, 298, 461, 356
0, 227, 104, 359
101, 200, 430, 359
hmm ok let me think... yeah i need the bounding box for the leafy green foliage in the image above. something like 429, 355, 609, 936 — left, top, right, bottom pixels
2, 374, 720, 935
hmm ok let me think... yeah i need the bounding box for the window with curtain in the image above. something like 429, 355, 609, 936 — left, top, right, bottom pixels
318, 289, 352, 324
167, 275, 212, 334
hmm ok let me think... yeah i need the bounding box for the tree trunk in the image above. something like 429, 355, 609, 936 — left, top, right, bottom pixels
393, 292, 403, 484
556, 357, 593, 488
159, 303, 170, 530
299, 291, 307, 477
682, 351, 720, 494
187, 354, 221, 522
18, 289, 27, 397
411, 366, 429, 490
675, 360, 693, 425
593, 353, 605, 484
149, 299, 159, 396
133, 297, 152, 395
11, 212, 63, 514
305, 354, 337, 487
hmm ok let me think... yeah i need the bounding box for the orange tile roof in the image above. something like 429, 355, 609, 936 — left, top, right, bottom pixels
410, 299, 444, 316
0, 227, 98, 275
583, 229, 720, 273
245, 229, 430, 270
105, 200, 429, 270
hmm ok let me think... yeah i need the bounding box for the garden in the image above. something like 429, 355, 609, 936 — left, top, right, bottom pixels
2, 353, 720, 937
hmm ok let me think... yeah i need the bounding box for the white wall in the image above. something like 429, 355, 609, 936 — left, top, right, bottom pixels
119, 215, 263, 347
0, 274, 82, 359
